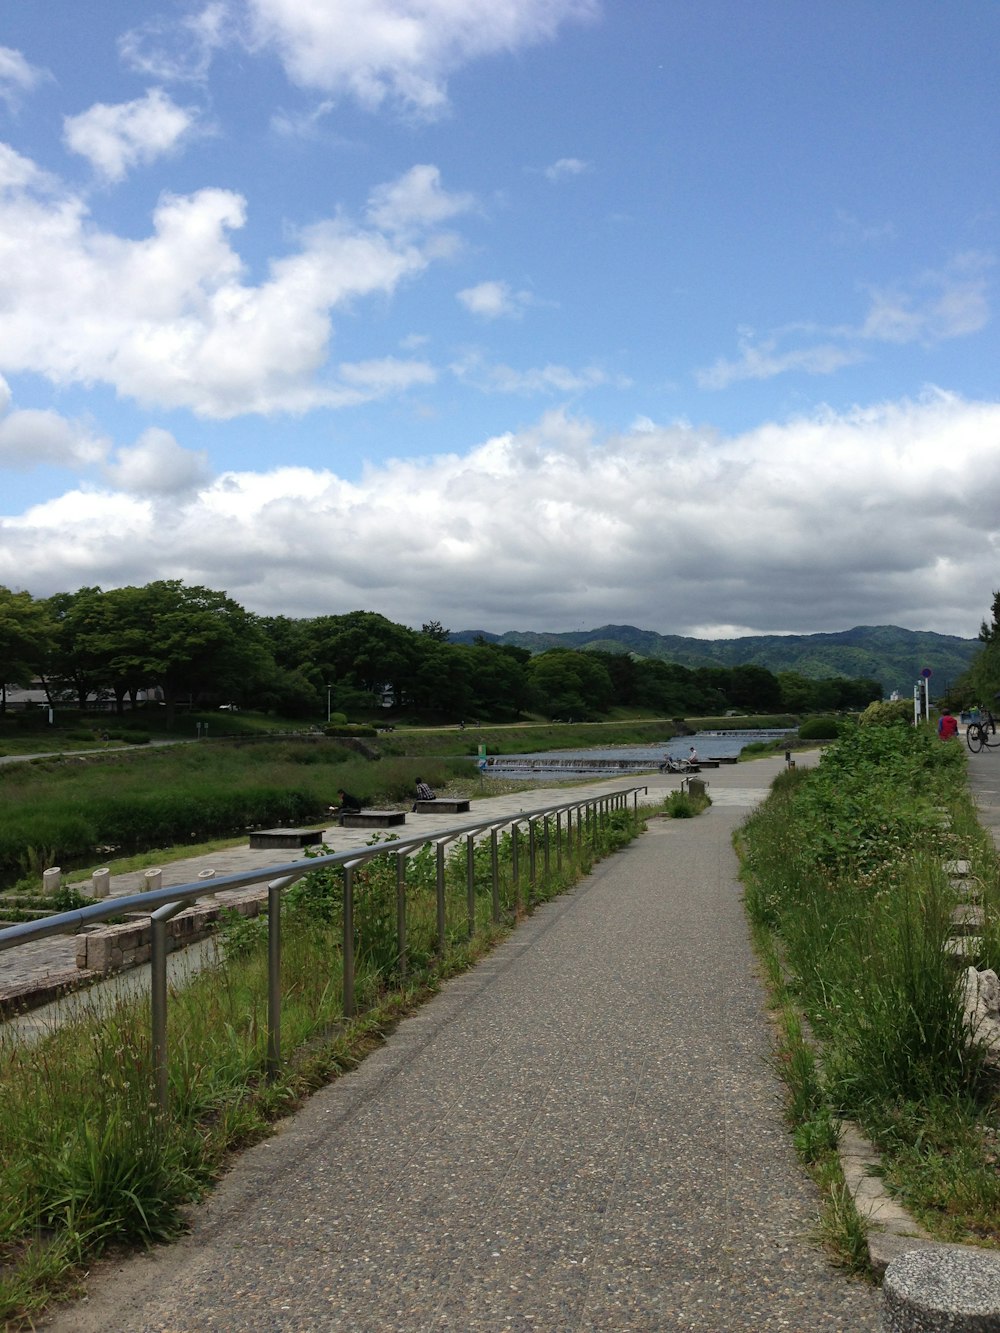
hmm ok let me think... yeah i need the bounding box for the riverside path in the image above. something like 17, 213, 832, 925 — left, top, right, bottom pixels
40, 755, 878, 1332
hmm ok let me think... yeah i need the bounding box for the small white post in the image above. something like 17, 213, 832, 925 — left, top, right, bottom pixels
198, 868, 217, 900
42, 867, 61, 895
92, 868, 111, 899
913, 683, 921, 727
144, 867, 163, 892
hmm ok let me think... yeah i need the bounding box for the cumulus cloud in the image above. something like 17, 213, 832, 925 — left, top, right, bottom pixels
63, 89, 201, 182
0, 46, 46, 108
243, 0, 599, 114
104, 427, 211, 495
699, 253, 994, 389
0, 150, 468, 416
366, 163, 475, 233
456, 280, 532, 319
544, 157, 590, 182
4, 392, 996, 644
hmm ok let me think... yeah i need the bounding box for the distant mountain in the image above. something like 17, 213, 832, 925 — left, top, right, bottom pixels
452, 624, 978, 696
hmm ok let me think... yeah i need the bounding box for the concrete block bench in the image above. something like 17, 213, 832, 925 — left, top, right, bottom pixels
413, 798, 471, 815
250, 828, 327, 850
339, 810, 406, 829
882, 1244, 1000, 1331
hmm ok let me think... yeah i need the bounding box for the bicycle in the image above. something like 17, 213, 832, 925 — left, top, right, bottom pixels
966, 710, 999, 753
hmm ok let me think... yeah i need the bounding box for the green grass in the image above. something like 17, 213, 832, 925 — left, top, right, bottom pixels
738, 721, 1000, 1254
0, 802, 645, 1325
0, 741, 474, 887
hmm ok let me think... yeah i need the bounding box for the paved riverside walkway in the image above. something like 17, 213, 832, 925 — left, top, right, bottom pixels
39, 755, 878, 1332
966, 738, 1000, 850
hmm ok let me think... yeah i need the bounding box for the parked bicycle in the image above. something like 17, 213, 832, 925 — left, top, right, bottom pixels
966, 708, 999, 753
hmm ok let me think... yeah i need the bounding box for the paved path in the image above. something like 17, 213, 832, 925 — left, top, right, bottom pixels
40, 755, 878, 1331
966, 739, 1000, 851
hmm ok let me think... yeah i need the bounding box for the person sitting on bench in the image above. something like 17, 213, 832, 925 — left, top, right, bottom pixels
331, 788, 362, 813
412, 777, 436, 810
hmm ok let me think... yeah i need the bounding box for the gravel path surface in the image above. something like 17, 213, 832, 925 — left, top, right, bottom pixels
40, 757, 878, 1331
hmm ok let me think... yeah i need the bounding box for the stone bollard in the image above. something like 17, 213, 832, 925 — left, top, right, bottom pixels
881, 1245, 1000, 1331
144, 868, 163, 892
198, 868, 217, 900
92, 868, 111, 899
42, 867, 61, 895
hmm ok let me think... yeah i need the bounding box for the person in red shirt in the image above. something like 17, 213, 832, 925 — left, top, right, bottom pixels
938, 710, 958, 740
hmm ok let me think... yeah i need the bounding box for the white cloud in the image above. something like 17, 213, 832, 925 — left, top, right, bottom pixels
0, 408, 108, 471
699, 253, 994, 389
0, 152, 467, 416
63, 89, 201, 182
7, 392, 994, 644
104, 427, 211, 495
119, 3, 232, 83
0, 46, 46, 108
366, 164, 475, 233
544, 157, 590, 182
696, 332, 863, 390
456, 280, 532, 319
861, 252, 993, 345
450, 352, 621, 394
244, 0, 599, 113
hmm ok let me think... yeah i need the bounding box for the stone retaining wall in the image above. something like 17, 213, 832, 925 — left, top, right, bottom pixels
75, 888, 267, 974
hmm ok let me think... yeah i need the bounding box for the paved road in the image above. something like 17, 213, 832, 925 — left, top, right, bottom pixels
40, 755, 877, 1332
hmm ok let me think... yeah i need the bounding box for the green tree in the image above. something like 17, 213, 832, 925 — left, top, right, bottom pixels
43, 587, 114, 711
527, 649, 614, 720
0, 586, 55, 709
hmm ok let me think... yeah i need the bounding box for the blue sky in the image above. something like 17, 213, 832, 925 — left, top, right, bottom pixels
1, 1, 998, 641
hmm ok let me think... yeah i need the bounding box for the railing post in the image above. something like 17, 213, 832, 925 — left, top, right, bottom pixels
511, 823, 521, 913
436, 840, 446, 953
396, 851, 408, 980
466, 834, 476, 937
151, 913, 168, 1115
543, 816, 550, 878
150, 897, 188, 1117
267, 880, 281, 1078
528, 819, 537, 901
555, 812, 562, 872
343, 863, 355, 1019
490, 827, 500, 923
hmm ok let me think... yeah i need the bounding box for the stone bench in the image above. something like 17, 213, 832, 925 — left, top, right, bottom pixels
413, 798, 472, 815
882, 1244, 1000, 1331
249, 828, 327, 850
339, 810, 406, 828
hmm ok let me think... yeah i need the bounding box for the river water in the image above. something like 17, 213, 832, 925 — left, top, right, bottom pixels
482, 728, 797, 776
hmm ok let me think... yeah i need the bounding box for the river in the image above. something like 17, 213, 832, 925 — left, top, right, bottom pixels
481, 728, 797, 777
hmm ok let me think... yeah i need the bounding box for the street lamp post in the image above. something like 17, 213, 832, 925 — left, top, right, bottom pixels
326, 684, 332, 723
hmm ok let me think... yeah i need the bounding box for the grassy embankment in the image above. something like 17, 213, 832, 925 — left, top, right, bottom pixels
0, 714, 790, 890
0, 798, 646, 1326
738, 723, 1000, 1267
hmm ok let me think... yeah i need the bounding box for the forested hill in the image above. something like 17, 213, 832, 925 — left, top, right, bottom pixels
451, 624, 978, 696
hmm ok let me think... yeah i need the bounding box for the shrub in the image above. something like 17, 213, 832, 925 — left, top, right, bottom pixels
798, 716, 841, 741
858, 699, 913, 728
323, 723, 378, 738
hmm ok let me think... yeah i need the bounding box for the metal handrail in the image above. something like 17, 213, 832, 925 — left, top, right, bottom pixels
1, 786, 647, 1113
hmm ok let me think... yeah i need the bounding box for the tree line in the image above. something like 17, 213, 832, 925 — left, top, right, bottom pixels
0, 581, 882, 722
